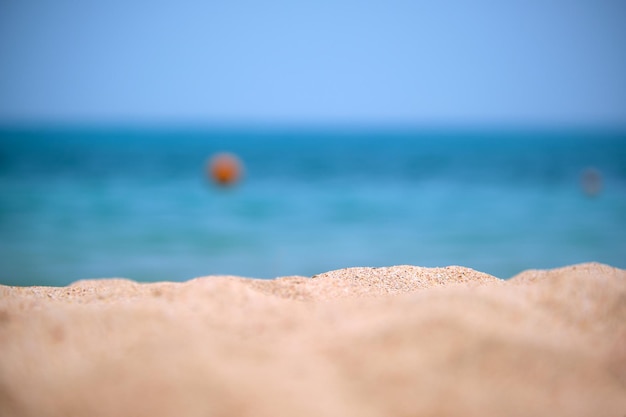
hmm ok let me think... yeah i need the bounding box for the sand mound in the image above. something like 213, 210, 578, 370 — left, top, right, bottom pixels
1, 263, 624, 417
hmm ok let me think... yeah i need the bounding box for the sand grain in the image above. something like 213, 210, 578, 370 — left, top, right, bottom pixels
1, 263, 624, 417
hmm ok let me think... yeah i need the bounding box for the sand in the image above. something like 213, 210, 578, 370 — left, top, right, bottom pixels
0, 262, 625, 417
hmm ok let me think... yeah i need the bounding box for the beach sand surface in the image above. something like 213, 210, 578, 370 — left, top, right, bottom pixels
1, 263, 625, 417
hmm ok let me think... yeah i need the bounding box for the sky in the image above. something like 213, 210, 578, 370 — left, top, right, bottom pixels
1, 1, 625, 127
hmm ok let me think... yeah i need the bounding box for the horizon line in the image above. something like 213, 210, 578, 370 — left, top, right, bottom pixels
1, 119, 626, 135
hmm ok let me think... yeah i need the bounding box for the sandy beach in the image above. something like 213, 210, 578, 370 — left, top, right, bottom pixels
1, 262, 624, 417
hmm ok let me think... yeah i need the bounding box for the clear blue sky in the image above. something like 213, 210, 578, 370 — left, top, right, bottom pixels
1, 1, 625, 127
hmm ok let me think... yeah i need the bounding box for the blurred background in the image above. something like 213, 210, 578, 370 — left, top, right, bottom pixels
1, 1, 625, 286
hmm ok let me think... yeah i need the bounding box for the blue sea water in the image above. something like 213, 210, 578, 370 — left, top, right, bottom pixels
1, 126, 625, 286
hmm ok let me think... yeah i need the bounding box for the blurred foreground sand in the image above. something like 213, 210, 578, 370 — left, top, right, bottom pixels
1, 263, 625, 417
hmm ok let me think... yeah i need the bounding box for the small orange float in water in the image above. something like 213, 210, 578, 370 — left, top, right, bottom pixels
580, 167, 602, 197
207, 152, 243, 186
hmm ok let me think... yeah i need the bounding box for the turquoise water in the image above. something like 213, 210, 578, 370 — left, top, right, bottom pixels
1, 127, 625, 286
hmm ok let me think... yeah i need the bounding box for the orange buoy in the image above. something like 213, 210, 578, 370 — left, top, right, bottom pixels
207, 152, 243, 186
581, 167, 602, 197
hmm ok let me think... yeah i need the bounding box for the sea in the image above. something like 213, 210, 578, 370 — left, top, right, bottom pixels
1, 126, 625, 286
